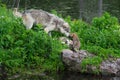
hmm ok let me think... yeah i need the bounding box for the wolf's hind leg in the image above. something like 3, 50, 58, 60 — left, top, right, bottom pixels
25, 21, 34, 29
22, 13, 34, 29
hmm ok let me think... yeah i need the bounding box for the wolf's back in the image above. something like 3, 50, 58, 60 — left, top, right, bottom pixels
24, 9, 53, 25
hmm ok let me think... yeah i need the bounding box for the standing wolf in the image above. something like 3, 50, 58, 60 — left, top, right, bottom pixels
13, 8, 70, 36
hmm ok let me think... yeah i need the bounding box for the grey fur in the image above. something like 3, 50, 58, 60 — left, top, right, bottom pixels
21, 9, 70, 36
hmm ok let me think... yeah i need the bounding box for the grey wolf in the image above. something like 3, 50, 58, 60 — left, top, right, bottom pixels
13, 8, 70, 37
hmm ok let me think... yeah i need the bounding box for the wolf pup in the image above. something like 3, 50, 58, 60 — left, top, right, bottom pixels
13, 8, 70, 37
69, 33, 80, 52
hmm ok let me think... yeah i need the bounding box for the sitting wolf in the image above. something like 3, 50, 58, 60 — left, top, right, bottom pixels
13, 8, 70, 37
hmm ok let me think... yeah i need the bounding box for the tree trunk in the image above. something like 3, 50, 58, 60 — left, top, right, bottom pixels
98, 0, 103, 17
79, 0, 84, 19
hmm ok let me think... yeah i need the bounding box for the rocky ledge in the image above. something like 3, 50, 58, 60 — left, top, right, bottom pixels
61, 49, 120, 76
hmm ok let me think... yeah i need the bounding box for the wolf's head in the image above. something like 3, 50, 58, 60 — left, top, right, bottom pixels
61, 22, 70, 37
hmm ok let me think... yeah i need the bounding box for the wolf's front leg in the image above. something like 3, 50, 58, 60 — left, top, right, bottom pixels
44, 24, 55, 36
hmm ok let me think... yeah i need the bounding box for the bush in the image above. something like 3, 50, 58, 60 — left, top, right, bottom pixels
0, 7, 67, 75
0, 6, 120, 75
65, 12, 120, 71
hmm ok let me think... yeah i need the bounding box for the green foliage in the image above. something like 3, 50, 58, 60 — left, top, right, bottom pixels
0, 7, 66, 75
81, 56, 102, 74
65, 12, 120, 73
66, 12, 120, 51
92, 12, 119, 30
1, 6, 120, 75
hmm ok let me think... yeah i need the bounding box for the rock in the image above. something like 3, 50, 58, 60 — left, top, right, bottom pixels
61, 49, 93, 71
61, 49, 120, 76
100, 60, 119, 75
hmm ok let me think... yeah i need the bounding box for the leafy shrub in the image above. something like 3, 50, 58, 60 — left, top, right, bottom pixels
92, 12, 119, 30
66, 12, 120, 50
0, 7, 67, 75
65, 12, 120, 72
1, 6, 120, 75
